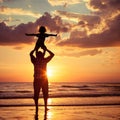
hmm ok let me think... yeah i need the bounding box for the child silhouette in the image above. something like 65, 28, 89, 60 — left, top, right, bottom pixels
25, 26, 57, 51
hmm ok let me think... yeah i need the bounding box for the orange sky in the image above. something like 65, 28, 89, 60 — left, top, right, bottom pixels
0, 0, 120, 82
0, 45, 120, 82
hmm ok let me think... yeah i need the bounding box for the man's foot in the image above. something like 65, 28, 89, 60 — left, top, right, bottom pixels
35, 106, 38, 116
35, 113, 38, 120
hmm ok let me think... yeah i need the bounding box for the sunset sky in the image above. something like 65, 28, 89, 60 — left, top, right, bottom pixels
0, 0, 120, 83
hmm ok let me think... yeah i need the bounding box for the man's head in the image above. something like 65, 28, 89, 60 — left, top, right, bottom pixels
36, 51, 44, 58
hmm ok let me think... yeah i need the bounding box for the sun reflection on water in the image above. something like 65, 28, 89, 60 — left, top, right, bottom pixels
45, 98, 53, 120
47, 107, 53, 119
48, 98, 52, 105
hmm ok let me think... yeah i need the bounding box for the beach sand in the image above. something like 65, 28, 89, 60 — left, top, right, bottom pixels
0, 105, 120, 120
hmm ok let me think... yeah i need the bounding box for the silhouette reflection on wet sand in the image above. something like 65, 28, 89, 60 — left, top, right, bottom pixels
34, 107, 49, 120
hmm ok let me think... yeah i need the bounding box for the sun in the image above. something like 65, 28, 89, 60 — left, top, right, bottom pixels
47, 68, 53, 77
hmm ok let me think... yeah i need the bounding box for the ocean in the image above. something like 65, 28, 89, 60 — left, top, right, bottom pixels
0, 82, 120, 107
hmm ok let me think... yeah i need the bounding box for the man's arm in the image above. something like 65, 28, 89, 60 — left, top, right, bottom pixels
30, 50, 36, 63
43, 49, 46, 57
45, 49, 54, 62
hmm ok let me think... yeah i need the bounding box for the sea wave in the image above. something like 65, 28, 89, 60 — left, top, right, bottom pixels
0, 93, 120, 99
1, 103, 120, 107
0, 97, 120, 107
0, 82, 120, 99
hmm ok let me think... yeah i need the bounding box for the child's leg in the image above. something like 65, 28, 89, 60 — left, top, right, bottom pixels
41, 45, 47, 51
34, 44, 40, 52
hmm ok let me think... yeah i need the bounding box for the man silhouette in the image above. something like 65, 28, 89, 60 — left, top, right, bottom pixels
30, 48, 54, 115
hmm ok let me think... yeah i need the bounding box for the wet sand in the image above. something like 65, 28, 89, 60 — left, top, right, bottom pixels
0, 105, 120, 120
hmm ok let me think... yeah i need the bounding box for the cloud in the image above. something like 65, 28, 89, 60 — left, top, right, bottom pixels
0, 0, 120, 49
78, 49, 102, 56
13, 46, 24, 50
0, 0, 12, 2
57, 0, 120, 48
86, 0, 120, 12
0, 6, 41, 18
35, 12, 70, 33
55, 10, 101, 33
0, 22, 36, 45
0, 12, 70, 46
58, 48, 102, 57
48, 0, 81, 6
0, 17, 21, 24
57, 14, 120, 48
55, 10, 99, 23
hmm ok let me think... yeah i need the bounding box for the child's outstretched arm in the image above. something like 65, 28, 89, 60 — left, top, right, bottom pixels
25, 33, 37, 36
47, 34, 57, 37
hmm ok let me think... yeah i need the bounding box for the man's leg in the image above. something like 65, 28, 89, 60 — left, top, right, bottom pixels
33, 80, 41, 115
42, 79, 48, 112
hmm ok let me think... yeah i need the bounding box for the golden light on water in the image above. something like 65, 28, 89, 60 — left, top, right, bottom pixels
48, 98, 52, 105
46, 98, 53, 119
47, 108, 53, 119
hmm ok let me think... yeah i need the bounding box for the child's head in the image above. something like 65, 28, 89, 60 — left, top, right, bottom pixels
39, 26, 46, 33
